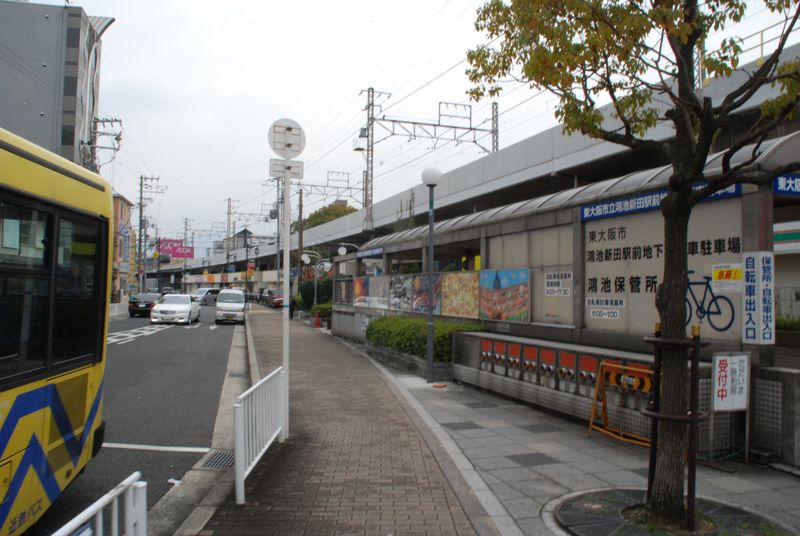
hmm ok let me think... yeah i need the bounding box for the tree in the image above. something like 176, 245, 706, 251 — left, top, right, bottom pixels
293, 202, 357, 233
467, 0, 800, 525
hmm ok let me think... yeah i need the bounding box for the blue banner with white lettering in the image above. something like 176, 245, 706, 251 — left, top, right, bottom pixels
774, 174, 800, 196
581, 184, 741, 222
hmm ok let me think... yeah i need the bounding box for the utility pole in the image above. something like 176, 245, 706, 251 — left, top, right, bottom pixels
137, 175, 162, 292
357, 88, 499, 230
226, 198, 233, 263
84, 117, 122, 171
183, 218, 191, 247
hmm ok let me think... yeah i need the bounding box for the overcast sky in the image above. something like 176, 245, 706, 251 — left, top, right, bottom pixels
44, 1, 793, 255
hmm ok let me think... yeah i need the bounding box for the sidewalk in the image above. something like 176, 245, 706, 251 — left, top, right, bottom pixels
201, 309, 800, 535
202, 309, 496, 536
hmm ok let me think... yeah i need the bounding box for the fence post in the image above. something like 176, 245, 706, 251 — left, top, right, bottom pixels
133, 481, 148, 536
234, 402, 246, 504
279, 369, 287, 442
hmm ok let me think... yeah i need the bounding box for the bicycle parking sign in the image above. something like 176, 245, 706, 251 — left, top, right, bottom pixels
742, 251, 775, 345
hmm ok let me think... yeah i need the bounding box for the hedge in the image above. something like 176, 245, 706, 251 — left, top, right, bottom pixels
366, 316, 482, 362
777, 316, 800, 331
310, 302, 332, 320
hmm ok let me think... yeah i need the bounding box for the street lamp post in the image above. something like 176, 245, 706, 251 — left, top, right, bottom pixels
245, 241, 251, 294
421, 167, 441, 383
337, 242, 361, 255
301, 251, 330, 306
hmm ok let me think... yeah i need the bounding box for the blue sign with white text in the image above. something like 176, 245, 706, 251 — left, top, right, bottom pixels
581, 183, 741, 222
774, 174, 800, 196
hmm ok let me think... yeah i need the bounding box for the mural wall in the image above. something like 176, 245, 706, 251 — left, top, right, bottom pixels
337, 188, 752, 343
479, 269, 530, 323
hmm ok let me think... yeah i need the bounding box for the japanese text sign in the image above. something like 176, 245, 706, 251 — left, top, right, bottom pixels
742, 252, 775, 345
712, 353, 749, 412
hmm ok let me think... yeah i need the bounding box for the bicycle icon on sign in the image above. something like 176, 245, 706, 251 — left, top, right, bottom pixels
685, 270, 735, 331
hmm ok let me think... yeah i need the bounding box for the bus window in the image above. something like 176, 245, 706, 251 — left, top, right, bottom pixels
0, 201, 51, 380
0, 200, 49, 268
53, 216, 103, 365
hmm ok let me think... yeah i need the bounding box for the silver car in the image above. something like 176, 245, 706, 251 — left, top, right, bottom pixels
151, 294, 201, 324
191, 287, 220, 305
215, 289, 246, 324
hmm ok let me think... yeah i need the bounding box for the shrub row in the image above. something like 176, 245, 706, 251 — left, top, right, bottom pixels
310, 302, 332, 319
777, 316, 800, 331
366, 315, 482, 362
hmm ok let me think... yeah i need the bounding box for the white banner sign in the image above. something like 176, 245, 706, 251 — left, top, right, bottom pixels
712, 353, 750, 412
742, 252, 775, 345
711, 263, 743, 294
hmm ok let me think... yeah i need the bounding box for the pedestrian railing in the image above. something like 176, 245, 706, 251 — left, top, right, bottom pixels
52, 471, 147, 536
234, 366, 286, 504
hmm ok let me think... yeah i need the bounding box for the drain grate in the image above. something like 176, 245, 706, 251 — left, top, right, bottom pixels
198, 449, 235, 470
557, 500, 623, 521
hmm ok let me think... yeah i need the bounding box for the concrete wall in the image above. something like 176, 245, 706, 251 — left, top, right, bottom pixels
0, 1, 66, 151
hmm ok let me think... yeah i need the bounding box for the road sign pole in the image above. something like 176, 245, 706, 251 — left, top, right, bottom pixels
269, 118, 305, 442
282, 157, 291, 439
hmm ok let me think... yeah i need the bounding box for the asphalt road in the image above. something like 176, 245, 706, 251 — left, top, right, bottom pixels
32, 305, 235, 534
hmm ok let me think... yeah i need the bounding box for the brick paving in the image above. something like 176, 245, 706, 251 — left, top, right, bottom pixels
202, 310, 478, 536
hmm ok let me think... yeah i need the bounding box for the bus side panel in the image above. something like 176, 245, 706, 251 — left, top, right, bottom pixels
0, 380, 52, 536
0, 366, 103, 536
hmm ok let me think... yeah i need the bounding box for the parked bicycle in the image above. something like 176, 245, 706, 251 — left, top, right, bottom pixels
685, 270, 735, 331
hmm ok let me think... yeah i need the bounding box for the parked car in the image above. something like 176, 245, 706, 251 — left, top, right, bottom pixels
150, 294, 200, 324
264, 288, 283, 309
215, 289, 246, 324
128, 292, 161, 317
191, 287, 220, 305
160, 286, 175, 295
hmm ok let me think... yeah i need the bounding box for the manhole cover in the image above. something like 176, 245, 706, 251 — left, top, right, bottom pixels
198, 449, 234, 470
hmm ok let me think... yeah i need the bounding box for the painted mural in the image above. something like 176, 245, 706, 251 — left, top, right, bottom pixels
441, 272, 479, 319
368, 276, 389, 309
389, 275, 415, 311
354, 277, 369, 307
479, 269, 530, 322
412, 274, 442, 314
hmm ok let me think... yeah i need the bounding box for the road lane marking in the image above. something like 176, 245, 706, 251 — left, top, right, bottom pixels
103, 442, 210, 454
107, 324, 174, 345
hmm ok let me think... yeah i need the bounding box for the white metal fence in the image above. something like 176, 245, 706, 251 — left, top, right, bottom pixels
234, 366, 286, 504
53, 472, 147, 536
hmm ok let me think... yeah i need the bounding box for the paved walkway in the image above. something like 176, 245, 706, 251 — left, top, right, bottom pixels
201, 308, 800, 535
202, 309, 493, 536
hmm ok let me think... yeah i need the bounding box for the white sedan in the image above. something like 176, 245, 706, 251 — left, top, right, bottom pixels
150, 294, 200, 324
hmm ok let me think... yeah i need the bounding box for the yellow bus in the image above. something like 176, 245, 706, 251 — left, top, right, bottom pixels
0, 127, 111, 535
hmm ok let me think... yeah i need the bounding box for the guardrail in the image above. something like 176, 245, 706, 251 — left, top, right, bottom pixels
234, 366, 286, 504
52, 472, 147, 536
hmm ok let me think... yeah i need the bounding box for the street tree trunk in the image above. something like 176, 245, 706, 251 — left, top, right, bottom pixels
649, 191, 693, 519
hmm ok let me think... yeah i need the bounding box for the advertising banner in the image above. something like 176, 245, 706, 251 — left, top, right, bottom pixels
441, 272, 479, 319
158, 239, 194, 259
479, 269, 530, 322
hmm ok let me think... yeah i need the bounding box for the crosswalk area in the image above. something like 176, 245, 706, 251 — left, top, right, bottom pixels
107, 323, 222, 345
107, 325, 174, 345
